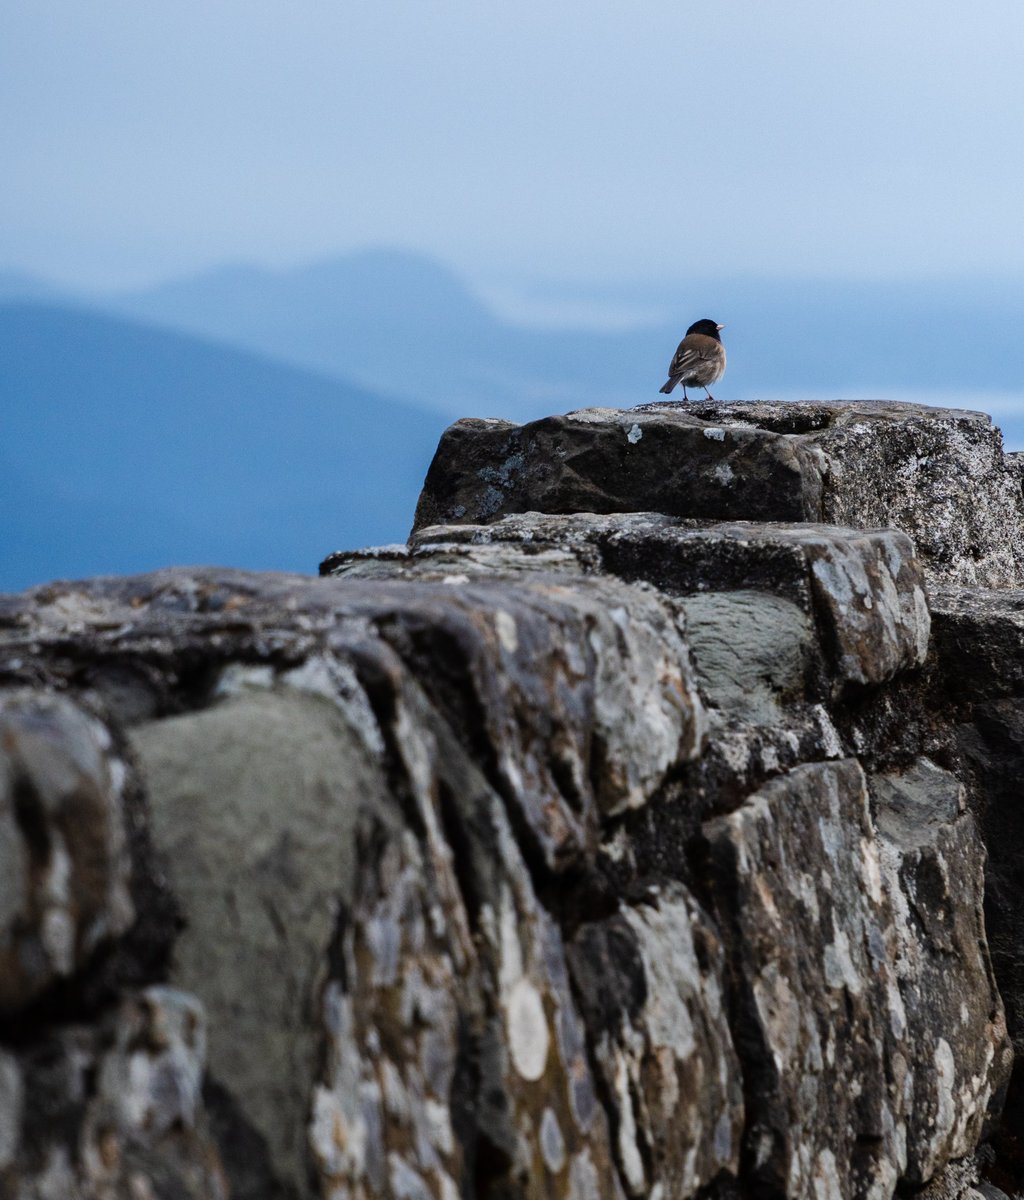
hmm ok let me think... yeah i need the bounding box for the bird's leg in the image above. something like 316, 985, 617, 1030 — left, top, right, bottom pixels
682, 385, 689, 401
704, 387, 715, 401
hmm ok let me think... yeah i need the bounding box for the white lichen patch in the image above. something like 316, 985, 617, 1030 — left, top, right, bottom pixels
626, 423, 643, 444
823, 929, 863, 995
703, 427, 726, 441
493, 609, 519, 653
612, 1050, 645, 1192
506, 977, 550, 1082
813, 706, 843, 758
932, 1038, 957, 1149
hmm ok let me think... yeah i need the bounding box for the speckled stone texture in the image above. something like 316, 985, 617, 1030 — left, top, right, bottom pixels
3, 398, 1024, 1198
411, 400, 1024, 588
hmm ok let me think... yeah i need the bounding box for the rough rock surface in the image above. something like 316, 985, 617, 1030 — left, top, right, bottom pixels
3, 398, 1024, 1199
0, 691, 135, 1016
411, 400, 1024, 587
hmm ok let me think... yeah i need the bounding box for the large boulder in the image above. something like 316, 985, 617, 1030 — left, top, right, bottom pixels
3, 398, 1024, 1198
411, 401, 1024, 587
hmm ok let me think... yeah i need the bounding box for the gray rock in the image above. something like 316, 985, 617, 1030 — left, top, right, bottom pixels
0, 691, 134, 1016
311, 661, 626, 1199
704, 760, 910, 1196
411, 400, 1024, 587
677, 589, 814, 723
568, 884, 743, 1197
2, 986, 228, 1199
927, 585, 1024, 1181
704, 757, 1010, 1196
399, 511, 931, 690
131, 683, 396, 1197
872, 758, 1012, 1182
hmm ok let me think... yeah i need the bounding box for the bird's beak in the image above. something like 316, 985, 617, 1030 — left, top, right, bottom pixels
716, 324, 725, 331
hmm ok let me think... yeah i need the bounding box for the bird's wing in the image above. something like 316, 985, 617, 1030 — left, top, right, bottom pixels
668, 334, 720, 377
668, 345, 700, 376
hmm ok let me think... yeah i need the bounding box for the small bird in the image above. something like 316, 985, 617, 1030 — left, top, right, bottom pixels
659, 319, 726, 399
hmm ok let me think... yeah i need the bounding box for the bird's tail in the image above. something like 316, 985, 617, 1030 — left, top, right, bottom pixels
659, 377, 678, 394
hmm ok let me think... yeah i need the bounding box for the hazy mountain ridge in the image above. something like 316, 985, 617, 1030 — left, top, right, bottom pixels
1, 302, 447, 590
95, 249, 1024, 429
5, 251, 1023, 591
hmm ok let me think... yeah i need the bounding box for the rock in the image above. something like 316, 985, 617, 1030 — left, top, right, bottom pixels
704, 760, 909, 1196
411, 400, 1024, 587
872, 758, 1012, 1182
703, 757, 1010, 1197
4, 395, 1024, 1196
928, 585, 1024, 1183
0, 690, 135, 1016
317, 563, 707, 860
130, 681, 397, 1197
568, 884, 744, 1197
395, 511, 932, 690
310, 654, 625, 1199
2, 985, 227, 1199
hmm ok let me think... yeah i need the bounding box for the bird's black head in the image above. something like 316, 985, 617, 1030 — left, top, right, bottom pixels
686, 318, 724, 340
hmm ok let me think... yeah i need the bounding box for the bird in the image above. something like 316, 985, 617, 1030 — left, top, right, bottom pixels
659, 319, 726, 399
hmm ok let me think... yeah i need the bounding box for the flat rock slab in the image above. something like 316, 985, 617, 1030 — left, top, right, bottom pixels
330, 512, 930, 690
411, 400, 1024, 587
0, 565, 706, 870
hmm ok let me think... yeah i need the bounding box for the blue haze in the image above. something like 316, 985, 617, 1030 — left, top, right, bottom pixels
3, 3, 1024, 588
3, 252, 1023, 592
1, 300, 446, 591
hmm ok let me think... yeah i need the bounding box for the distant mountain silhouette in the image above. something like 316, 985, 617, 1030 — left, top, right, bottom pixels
5, 255, 1023, 591
101, 249, 662, 419
0, 269, 65, 303
101, 251, 1024, 431
1, 303, 447, 591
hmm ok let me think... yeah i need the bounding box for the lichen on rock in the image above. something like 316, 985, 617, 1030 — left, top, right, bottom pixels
3, 398, 1024, 1197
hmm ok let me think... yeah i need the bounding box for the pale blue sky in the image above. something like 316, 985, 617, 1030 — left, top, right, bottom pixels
4, 0, 1024, 293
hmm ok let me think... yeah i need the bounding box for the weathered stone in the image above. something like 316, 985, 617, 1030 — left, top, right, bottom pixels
412, 401, 1024, 587
396, 511, 931, 690
3, 377, 1024, 1200
927, 589, 1024, 1025
678, 589, 815, 723
913, 1155, 986, 1200
0, 690, 134, 1016
411, 408, 828, 536
926, 586, 1024, 1184
704, 760, 911, 1196
312, 656, 626, 1200
2, 986, 227, 1199
130, 682, 396, 1197
311, 826, 471, 1200
318, 561, 707, 844
703, 757, 1010, 1197
872, 758, 1012, 1182
568, 885, 743, 1197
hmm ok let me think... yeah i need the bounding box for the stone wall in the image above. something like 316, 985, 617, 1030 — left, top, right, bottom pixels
2, 399, 1024, 1198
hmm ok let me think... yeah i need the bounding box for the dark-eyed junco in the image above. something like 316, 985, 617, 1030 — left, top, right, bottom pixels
659, 319, 726, 399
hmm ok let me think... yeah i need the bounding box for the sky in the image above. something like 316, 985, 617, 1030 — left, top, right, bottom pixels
4, 0, 1024, 294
